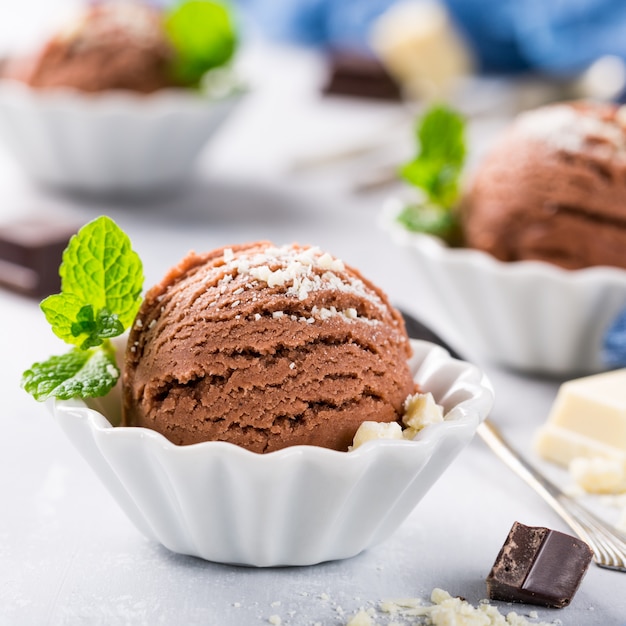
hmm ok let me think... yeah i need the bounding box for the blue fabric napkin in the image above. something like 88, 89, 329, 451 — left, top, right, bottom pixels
603, 307, 626, 368
233, 0, 626, 75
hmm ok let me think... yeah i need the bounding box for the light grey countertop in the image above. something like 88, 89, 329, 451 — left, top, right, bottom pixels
0, 41, 624, 626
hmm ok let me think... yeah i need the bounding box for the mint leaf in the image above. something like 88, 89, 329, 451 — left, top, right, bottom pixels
22, 344, 119, 401
23, 215, 144, 402
400, 104, 466, 209
41, 216, 143, 348
165, 0, 237, 88
396, 203, 462, 244
70, 305, 124, 349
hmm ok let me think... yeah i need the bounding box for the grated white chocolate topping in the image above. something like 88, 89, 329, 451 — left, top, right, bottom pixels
58, 1, 166, 52
216, 244, 388, 319
516, 104, 626, 156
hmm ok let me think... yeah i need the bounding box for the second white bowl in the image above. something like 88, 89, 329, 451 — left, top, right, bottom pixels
382, 197, 626, 375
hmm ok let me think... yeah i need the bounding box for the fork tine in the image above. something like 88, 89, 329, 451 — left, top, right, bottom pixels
477, 420, 626, 572
558, 497, 626, 571
398, 310, 626, 572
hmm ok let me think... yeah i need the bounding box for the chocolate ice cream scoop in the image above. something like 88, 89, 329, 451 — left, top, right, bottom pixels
122, 242, 416, 453
463, 101, 626, 270
16, 2, 177, 93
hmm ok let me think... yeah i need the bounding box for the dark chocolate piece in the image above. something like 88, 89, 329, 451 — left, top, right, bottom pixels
323, 50, 402, 101
0, 216, 78, 299
486, 521, 593, 608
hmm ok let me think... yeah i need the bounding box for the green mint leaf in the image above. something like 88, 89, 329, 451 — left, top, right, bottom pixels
41, 216, 143, 348
70, 305, 124, 349
24, 215, 143, 402
400, 104, 466, 209
396, 203, 462, 245
21, 343, 119, 401
165, 0, 237, 87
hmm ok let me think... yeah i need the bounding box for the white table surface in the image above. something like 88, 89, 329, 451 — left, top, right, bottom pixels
0, 41, 625, 626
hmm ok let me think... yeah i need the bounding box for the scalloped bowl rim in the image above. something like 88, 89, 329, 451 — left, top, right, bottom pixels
51, 339, 494, 463
0, 77, 243, 115
47, 338, 494, 565
382, 196, 626, 287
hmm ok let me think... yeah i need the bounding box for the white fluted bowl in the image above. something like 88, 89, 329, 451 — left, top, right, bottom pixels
48, 339, 492, 567
0, 79, 241, 193
382, 197, 626, 374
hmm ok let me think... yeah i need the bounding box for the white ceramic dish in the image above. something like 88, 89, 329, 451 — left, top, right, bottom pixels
382, 197, 626, 375
49, 339, 493, 567
0, 78, 241, 194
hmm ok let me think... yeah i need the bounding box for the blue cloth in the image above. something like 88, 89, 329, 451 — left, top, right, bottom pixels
603, 307, 626, 368
233, 0, 626, 75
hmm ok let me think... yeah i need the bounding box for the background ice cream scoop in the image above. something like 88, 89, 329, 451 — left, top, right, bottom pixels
8, 2, 178, 93
462, 101, 626, 270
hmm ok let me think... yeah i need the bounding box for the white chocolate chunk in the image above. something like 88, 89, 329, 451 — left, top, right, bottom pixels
534, 369, 626, 468
371, 0, 473, 100
534, 424, 626, 467
345, 610, 373, 626
569, 456, 626, 494
351, 421, 403, 449
402, 392, 444, 431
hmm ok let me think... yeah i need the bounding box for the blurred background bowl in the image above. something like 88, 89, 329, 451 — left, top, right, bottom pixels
382, 196, 626, 375
0, 79, 242, 195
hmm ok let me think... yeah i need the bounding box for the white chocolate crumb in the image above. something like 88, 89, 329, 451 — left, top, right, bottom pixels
351, 421, 404, 450
569, 456, 626, 494
318, 252, 345, 271
350, 393, 446, 450
345, 609, 373, 626
402, 392, 444, 434
358, 589, 558, 626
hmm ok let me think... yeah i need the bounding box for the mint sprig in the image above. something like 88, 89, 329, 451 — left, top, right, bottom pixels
165, 0, 237, 88
41, 216, 143, 349
397, 105, 466, 244
22, 216, 144, 401
22, 344, 119, 402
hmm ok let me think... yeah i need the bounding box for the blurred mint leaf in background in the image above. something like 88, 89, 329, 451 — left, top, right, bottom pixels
400, 104, 466, 208
396, 203, 462, 244
397, 105, 466, 243
165, 0, 238, 87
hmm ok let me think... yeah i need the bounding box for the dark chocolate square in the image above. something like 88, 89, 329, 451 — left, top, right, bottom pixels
486, 521, 593, 608
323, 50, 402, 101
0, 216, 79, 299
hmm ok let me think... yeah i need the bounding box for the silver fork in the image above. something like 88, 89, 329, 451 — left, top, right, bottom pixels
400, 309, 626, 572
478, 419, 626, 572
